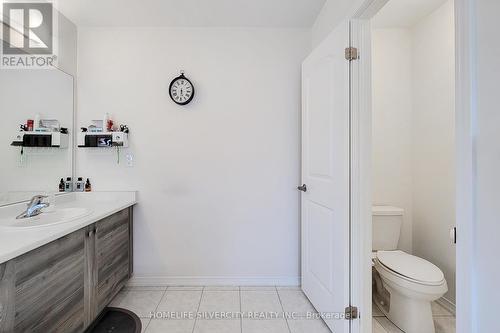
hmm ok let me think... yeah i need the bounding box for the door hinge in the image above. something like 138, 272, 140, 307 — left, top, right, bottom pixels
345, 306, 359, 320
345, 47, 359, 61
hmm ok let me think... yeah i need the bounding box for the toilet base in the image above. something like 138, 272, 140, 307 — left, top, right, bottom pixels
373, 269, 444, 333
387, 288, 435, 333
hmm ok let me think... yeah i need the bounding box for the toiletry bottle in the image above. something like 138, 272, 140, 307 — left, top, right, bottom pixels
65, 177, 73, 192
103, 113, 110, 132
34, 113, 41, 131
76, 177, 84, 192
85, 178, 92, 192
107, 119, 114, 132
59, 178, 65, 192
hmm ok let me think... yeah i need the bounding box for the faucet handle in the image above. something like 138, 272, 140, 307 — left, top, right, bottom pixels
27, 195, 48, 206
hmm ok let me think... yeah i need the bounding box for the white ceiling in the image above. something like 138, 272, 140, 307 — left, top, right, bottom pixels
372, 0, 448, 28
56, 0, 326, 28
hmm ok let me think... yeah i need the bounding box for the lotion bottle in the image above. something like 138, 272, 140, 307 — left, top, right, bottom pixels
75, 177, 84, 192
103, 113, 110, 132
65, 177, 73, 192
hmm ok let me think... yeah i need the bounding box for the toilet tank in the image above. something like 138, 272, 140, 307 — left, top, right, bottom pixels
372, 206, 404, 251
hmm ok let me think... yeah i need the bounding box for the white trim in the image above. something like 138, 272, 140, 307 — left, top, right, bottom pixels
128, 276, 301, 287
349, 0, 475, 332
353, 0, 389, 19
454, 0, 477, 332
349, 15, 376, 333
437, 297, 457, 317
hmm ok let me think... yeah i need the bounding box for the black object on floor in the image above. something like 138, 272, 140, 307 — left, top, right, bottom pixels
86, 307, 142, 333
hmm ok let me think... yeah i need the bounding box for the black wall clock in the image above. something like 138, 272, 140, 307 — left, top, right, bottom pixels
169, 71, 195, 105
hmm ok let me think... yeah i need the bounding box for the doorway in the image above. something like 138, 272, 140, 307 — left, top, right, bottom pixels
370, 1, 456, 332
348, 0, 473, 332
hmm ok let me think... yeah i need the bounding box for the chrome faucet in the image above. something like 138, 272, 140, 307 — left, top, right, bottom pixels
16, 195, 50, 219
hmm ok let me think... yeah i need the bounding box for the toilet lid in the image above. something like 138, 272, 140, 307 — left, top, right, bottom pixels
377, 250, 444, 284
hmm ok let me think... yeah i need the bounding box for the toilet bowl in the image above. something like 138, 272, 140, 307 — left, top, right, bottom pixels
373, 250, 448, 333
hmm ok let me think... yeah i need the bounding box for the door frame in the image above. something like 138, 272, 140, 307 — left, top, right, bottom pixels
348, 0, 476, 332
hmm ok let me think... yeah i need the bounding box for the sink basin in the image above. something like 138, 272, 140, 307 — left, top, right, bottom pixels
0, 208, 93, 229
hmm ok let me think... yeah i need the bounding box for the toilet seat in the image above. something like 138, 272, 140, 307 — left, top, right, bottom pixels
376, 250, 445, 286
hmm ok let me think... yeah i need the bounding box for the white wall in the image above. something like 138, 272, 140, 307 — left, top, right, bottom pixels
411, 0, 455, 304
76, 27, 309, 284
473, 0, 500, 330
372, 29, 413, 253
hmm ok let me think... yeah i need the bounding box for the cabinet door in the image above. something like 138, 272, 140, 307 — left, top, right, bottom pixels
95, 208, 130, 314
4, 231, 85, 333
0, 261, 15, 332
84, 224, 97, 327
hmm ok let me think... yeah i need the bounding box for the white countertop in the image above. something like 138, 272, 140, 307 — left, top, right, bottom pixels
0, 191, 137, 264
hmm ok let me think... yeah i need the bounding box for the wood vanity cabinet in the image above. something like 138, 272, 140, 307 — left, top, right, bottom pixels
0, 207, 133, 333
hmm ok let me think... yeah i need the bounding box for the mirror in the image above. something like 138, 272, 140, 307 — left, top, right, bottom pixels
0, 69, 74, 206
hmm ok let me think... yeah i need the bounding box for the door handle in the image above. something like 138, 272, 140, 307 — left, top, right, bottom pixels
297, 184, 307, 192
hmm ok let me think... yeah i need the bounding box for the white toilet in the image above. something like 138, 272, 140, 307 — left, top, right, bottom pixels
372, 206, 447, 333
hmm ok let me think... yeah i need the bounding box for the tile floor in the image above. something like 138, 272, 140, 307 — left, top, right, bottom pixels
110, 286, 331, 333
110, 285, 456, 333
372, 300, 456, 333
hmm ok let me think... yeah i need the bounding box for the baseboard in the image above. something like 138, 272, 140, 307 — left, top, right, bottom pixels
127, 275, 301, 287
437, 296, 456, 316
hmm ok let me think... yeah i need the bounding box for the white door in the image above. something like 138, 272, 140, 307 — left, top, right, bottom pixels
300, 20, 350, 333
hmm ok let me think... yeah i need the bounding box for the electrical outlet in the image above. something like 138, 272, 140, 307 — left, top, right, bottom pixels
126, 153, 134, 167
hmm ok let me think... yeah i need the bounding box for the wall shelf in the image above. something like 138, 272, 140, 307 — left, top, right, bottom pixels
11, 132, 69, 148
77, 131, 128, 148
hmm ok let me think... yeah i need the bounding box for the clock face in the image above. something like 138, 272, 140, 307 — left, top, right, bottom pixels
169, 75, 195, 105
